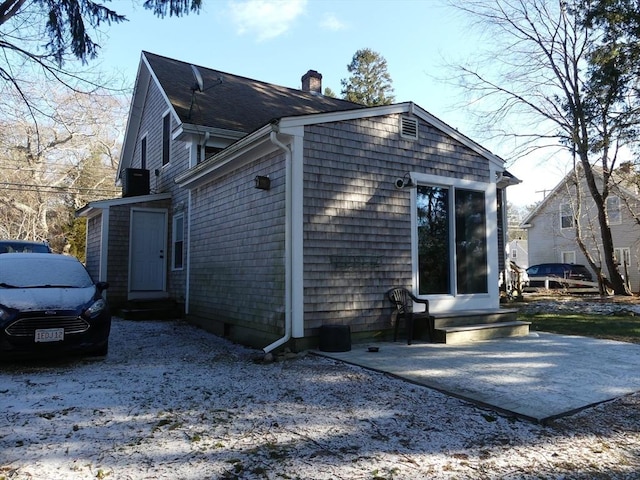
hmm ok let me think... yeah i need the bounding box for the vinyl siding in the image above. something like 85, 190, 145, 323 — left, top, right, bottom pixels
527, 177, 640, 292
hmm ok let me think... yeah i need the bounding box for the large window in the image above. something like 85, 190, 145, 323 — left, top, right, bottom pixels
416, 186, 488, 295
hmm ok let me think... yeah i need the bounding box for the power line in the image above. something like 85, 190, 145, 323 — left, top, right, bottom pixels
0, 182, 119, 195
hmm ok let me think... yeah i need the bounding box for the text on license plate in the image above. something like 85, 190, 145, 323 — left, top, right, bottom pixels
35, 328, 65, 342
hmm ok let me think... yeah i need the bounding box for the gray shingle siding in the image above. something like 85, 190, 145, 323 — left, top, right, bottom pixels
85, 214, 102, 280
187, 151, 287, 343
302, 114, 493, 335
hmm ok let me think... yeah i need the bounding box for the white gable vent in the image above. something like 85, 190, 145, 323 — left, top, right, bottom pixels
400, 116, 418, 140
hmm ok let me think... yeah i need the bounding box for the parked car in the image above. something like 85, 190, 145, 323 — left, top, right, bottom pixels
0, 253, 111, 359
0, 239, 52, 254
525, 263, 594, 289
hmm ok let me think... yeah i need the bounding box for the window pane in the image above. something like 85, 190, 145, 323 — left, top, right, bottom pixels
162, 115, 170, 166
560, 203, 574, 228
455, 189, 488, 294
173, 215, 184, 269
417, 186, 450, 294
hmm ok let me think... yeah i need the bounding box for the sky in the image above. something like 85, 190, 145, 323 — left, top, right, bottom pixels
89, 0, 574, 208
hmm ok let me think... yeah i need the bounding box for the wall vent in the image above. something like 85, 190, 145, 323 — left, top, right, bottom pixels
400, 116, 418, 140
122, 168, 150, 197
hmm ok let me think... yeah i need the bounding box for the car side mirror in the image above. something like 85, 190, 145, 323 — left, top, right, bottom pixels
96, 281, 109, 292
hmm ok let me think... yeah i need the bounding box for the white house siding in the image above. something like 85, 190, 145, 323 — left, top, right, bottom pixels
527, 178, 640, 292
302, 114, 493, 338
187, 151, 287, 347
129, 77, 190, 307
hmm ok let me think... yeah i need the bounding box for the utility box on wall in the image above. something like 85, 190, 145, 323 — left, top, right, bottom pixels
122, 168, 150, 197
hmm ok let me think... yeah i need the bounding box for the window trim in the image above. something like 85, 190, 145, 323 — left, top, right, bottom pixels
607, 195, 622, 225
140, 135, 148, 170
162, 112, 171, 166
560, 202, 575, 229
410, 172, 497, 310
561, 251, 576, 264
172, 213, 184, 271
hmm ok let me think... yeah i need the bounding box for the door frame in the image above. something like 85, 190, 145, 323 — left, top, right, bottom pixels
128, 207, 168, 300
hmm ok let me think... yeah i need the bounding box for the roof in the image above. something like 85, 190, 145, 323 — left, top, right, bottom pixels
143, 51, 362, 134
520, 166, 640, 227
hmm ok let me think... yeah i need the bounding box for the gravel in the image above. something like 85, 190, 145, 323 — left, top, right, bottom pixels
1, 301, 639, 479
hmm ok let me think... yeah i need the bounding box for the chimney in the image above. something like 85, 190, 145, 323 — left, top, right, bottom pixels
301, 70, 322, 94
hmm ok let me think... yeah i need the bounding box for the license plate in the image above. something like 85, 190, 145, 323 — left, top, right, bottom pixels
35, 328, 64, 343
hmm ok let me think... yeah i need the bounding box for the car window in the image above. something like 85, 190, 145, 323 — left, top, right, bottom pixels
0, 256, 93, 288
0, 242, 50, 254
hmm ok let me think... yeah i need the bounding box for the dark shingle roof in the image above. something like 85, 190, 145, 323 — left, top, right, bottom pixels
143, 51, 362, 134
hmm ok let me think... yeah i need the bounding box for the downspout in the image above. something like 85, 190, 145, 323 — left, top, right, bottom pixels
263, 126, 293, 353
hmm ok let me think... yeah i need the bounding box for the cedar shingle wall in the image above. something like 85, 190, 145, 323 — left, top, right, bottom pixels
188, 151, 287, 339
84, 215, 102, 280
303, 115, 491, 335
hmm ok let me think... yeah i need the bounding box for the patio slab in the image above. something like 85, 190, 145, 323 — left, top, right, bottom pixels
316, 332, 640, 422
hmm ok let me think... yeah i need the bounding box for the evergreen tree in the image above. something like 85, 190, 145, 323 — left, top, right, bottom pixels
341, 48, 395, 106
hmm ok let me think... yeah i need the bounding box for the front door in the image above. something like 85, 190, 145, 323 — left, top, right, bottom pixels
129, 209, 167, 293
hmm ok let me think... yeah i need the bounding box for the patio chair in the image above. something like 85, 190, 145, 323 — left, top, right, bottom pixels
387, 287, 436, 345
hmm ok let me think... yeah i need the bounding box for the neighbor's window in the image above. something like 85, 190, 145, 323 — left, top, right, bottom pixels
162, 114, 170, 166
607, 196, 621, 224
614, 247, 630, 267
561, 251, 576, 264
172, 214, 184, 270
416, 186, 488, 295
560, 203, 575, 229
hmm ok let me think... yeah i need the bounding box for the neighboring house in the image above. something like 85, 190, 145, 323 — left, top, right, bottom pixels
78, 51, 522, 351
507, 239, 528, 269
521, 168, 640, 292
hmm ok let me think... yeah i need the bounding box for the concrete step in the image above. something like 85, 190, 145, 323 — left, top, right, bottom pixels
433, 320, 531, 345
119, 300, 183, 320
434, 308, 518, 328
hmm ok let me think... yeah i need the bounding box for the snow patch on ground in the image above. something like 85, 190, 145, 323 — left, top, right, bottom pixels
1, 316, 639, 479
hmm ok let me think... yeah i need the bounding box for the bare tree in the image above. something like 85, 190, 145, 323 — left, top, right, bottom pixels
0, 83, 124, 252
451, 0, 640, 295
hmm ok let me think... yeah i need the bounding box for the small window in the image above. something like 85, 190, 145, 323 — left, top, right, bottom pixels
141, 137, 147, 170
560, 203, 575, 229
607, 196, 621, 224
561, 251, 576, 264
400, 116, 418, 140
172, 214, 184, 270
614, 247, 630, 267
162, 114, 170, 166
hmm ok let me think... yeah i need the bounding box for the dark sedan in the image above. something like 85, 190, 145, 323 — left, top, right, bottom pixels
0, 253, 111, 359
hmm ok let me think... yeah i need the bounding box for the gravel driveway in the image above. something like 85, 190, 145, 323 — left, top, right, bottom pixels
1, 308, 639, 479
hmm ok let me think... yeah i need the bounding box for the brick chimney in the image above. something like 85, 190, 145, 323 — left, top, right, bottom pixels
301, 70, 322, 94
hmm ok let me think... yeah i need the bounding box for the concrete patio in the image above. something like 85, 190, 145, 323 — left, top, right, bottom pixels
316, 332, 640, 423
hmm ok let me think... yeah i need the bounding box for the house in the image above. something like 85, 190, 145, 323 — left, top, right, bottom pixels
78, 51, 525, 351
521, 167, 640, 292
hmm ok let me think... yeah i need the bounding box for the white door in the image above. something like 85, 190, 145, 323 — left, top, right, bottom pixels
130, 209, 167, 292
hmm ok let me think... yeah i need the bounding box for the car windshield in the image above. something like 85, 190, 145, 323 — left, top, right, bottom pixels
0, 255, 93, 288
0, 242, 50, 254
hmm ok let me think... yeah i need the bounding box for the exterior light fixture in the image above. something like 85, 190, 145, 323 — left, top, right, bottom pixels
255, 175, 271, 190
394, 173, 415, 189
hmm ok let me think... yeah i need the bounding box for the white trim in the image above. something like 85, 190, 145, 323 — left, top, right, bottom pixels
289, 128, 305, 339
171, 212, 185, 271
185, 191, 192, 314
410, 172, 498, 313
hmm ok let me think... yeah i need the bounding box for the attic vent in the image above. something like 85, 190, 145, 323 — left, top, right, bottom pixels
400, 116, 418, 140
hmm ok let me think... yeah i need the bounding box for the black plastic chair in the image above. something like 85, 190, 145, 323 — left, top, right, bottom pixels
387, 287, 435, 345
